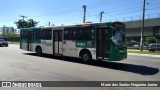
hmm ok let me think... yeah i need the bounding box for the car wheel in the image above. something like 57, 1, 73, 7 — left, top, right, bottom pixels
149, 49, 155, 52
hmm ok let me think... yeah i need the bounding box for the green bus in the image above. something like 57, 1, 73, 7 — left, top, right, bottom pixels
20, 22, 127, 62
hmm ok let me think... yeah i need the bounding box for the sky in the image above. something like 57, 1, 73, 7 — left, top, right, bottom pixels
0, 0, 159, 28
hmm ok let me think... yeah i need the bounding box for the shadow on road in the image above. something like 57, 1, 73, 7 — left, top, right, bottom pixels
23, 53, 159, 75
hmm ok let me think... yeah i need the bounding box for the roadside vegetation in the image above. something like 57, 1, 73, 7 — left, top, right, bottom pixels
9, 42, 19, 45
128, 49, 160, 55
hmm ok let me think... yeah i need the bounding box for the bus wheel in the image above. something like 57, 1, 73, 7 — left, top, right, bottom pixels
36, 47, 42, 56
81, 52, 92, 63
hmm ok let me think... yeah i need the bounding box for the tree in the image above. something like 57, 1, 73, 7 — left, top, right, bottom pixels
2, 33, 20, 43
2, 33, 13, 38
145, 36, 156, 44
15, 19, 38, 29
27, 19, 39, 27
2, 33, 19, 38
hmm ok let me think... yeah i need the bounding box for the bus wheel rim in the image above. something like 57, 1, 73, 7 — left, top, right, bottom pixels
37, 49, 41, 55
83, 54, 88, 61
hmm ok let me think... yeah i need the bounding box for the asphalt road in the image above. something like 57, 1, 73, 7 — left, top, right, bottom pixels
0, 44, 160, 90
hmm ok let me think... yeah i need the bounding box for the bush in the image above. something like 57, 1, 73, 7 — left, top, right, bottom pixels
145, 36, 156, 43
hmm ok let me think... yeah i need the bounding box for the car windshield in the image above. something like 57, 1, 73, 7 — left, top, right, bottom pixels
150, 44, 160, 47
0, 39, 5, 41
113, 28, 125, 46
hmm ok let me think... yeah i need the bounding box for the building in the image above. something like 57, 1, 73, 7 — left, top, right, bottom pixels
0, 26, 15, 34
0, 27, 2, 34
125, 18, 160, 44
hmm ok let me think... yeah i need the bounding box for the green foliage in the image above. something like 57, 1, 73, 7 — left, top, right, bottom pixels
15, 19, 38, 29
145, 36, 156, 43
128, 50, 160, 55
0, 34, 3, 38
2, 33, 20, 38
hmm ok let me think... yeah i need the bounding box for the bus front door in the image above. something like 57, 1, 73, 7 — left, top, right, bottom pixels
27, 31, 33, 51
53, 30, 63, 55
96, 27, 109, 60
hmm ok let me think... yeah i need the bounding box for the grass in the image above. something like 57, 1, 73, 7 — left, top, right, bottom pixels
128, 49, 160, 55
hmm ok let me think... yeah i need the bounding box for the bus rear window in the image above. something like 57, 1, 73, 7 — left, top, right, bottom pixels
21, 30, 28, 39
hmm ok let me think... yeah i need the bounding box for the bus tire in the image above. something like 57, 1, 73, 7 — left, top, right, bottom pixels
36, 46, 42, 56
81, 51, 92, 63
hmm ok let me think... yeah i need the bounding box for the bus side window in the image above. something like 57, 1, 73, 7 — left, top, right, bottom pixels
59, 31, 62, 41
73, 30, 77, 40
64, 28, 76, 40
68, 30, 73, 40
80, 26, 94, 41
33, 31, 35, 39
20, 30, 24, 39
21, 30, 28, 39
64, 27, 94, 41
33, 30, 41, 39
42, 29, 52, 40
91, 29, 94, 40
64, 30, 68, 40
41, 30, 44, 39
77, 27, 84, 40
54, 32, 59, 41
85, 27, 94, 41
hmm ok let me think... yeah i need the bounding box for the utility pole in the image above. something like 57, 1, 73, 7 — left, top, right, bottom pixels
82, 5, 87, 23
100, 11, 104, 22
140, 0, 146, 51
20, 15, 27, 21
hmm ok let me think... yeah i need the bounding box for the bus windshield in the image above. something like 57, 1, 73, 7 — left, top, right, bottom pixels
113, 28, 125, 46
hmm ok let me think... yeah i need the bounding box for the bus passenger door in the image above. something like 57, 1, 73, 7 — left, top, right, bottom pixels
27, 31, 33, 51
53, 30, 63, 55
96, 27, 109, 60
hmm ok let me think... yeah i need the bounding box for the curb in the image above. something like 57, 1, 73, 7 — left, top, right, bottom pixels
128, 53, 160, 58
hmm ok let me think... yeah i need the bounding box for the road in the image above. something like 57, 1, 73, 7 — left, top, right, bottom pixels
0, 44, 160, 90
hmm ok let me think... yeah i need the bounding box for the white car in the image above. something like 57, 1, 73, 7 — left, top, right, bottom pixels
148, 43, 160, 52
